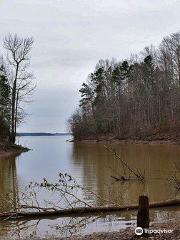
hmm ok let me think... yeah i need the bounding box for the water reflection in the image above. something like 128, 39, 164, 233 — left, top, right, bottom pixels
0, 154, 21, 239
0, 208, 179, 239
0, 137, 180, 238
71, 142, 180, 204
0, 155, 19, 212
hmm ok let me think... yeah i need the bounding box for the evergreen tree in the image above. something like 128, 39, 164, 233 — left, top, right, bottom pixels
0, 65, 11, 140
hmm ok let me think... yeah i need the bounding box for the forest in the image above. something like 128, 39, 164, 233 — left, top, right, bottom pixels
0, 34, 35, 143
69, 31, 180, 141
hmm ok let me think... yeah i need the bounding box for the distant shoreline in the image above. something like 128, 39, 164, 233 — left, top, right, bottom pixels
17, 133, 71, 137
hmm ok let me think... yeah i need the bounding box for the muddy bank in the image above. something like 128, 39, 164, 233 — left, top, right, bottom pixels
70, 228, 180, 240
74, 134, 180, 145
69, 227, 180, 240
77, 138, 180, 146
72, 125, 180, 145
78, 218, 180, 239
41, 221, 180, 240
0, 142, 29, 159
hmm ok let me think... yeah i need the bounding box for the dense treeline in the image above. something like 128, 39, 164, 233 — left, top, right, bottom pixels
0, 66, 11, 140
69, 31, 180, 140
0, 34, 35, 143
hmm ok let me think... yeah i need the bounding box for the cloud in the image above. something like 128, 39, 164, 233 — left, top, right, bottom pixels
0, 0, 180, 131
19, 88, 80, 132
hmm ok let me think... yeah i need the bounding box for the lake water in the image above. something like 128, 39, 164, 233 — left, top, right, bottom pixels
0, 136, 180, 239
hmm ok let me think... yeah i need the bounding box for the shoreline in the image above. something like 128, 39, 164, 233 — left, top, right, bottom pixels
74, 138, 180, 146
44, 220, 180, 240
39, 221, 180, 240
66, 226, 180, 240
0, 142, 29, 159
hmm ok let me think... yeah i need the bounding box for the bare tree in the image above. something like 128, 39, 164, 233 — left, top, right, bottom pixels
3, 34, 35, 143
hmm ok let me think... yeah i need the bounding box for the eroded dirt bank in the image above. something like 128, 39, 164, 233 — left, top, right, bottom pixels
74, 125, 180, 146
0, 142, 29, 159
39, 221, 180, 240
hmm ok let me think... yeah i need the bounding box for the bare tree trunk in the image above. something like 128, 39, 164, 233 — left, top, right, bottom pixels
10, 64, 19, 143
14, 90, 19, 138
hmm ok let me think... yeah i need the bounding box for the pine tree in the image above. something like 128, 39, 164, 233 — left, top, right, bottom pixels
0, 65, 11, 140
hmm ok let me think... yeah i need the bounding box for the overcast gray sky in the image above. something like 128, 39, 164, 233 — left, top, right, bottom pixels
0, 0, 180, 133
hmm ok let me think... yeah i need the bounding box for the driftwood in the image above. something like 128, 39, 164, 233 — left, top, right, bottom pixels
1, 198, 180, 220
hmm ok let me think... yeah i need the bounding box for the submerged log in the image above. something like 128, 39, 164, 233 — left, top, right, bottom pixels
1, 198, 180, 220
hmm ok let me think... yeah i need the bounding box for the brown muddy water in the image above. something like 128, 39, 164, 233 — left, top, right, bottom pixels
0, 136, 180, 239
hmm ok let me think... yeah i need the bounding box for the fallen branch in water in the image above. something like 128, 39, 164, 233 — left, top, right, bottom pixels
110, 175, 135, 181
103, 145, 145, 181
170, 176, 180, 190
107, 165, 134, 181
0, 173, 121, 221
169, 162, 180, 189
1, 198, 180, 220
